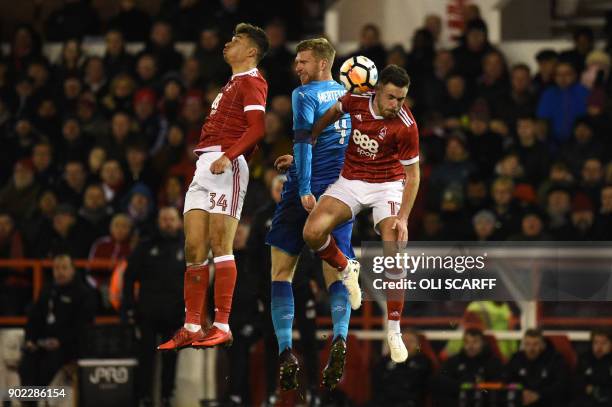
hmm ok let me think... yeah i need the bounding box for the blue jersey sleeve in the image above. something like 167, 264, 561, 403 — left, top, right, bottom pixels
292, 88, 316, 197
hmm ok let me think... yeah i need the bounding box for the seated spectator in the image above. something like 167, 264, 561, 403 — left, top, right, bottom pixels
133, 88, 167, 154
466, 106, 504, 175
504, 328, 569, 406
570, 193, 596, 240
452, 19, 494, 83
495, 152, 526, 183
560, 27, 595, 74
160, 0, 208, 41
545, 187, 573, 240
79, 183, 114, 244
53, 39, 83, 83
21, 190, 58, 254
439, 73, 472, 125
514, 115, 550, 185
56, 160, 88, 209
124, 141, 159, 191
406, 28, 435, 82
100, 159, 126, 210
158, 75, 185, 123
87, 146, 107, 182
490, 177, 521, 239
0, 159, 40, 225
31, 142, 58, 188
134, 53, 160, 89
537, 61, 589, 149
429, 134, 476, 206
56, 117, 92, 166
370, 329, 432, 407
560, 119, 602, 177
19, 253, 96, 388
101, 73, 136, 116
595, 185, 612, 240
158, 175, 185, 213
345, 24, 387, 71
434, 328, 502, 407
579, 158, 604, 208
108, 0, 152, 42
572, 329, 612, 406
103, 29, 135, 79
259, 21, 297, 98
495, 64, 538, 127
141, 21, 183, 76
477, 50, 510, 108
123, 182, 155, 239
417, 211, 445, 241
533, 49, 559, 96
35, 204, 90, 259
471, 209, 499, 241
464, 175, 490, 215
82, 56, 108, 99
44, 0, 100, 41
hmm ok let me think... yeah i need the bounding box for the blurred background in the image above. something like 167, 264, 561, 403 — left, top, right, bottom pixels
0, 0, 612, 406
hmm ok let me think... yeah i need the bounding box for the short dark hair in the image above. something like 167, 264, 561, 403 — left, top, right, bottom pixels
378, 64, 411, 90
464, 327, 485, 339
525, 328, 543, 339
592, 328, 612, 342
235, 23, 269, 63
512, 63, 530, 74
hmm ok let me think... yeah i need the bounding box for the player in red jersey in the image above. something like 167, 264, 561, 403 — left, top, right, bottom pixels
158, 23, 269, 350
303, 65, 420, 362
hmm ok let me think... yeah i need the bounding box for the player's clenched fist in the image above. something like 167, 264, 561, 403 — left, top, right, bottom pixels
210, 155, 231, 174
274, 154, 293, 173
301, 194, 316, 212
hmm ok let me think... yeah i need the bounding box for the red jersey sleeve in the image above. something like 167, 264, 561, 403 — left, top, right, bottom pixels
396, 109, 420, 166
241, 76, 267, 113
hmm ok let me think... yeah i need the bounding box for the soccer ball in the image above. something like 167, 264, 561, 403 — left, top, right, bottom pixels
339, 55, 378, 94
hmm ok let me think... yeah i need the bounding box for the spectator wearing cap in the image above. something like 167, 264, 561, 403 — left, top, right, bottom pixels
495, 64, 538, 127
537, 61, 590, 149
123, 182, 156, 239
490, 177, 521, 239
533, 49, 559, 97
595, 185, 612, 240
571, 193, 596, 240
546, 187, 573, 240
35, 204, 89, 259
509, 207, 551, 241
465, 102, 504, 175
103, 30, 135, 78
471, 209, 499, 241
514, 115, 550, 185
452, 19, 495, 84
428, 134, 476, 208
193, 28, 231, 86
0, 159, 40, 224
560, 27, 595, 75
133, 88, 167, 154
56, 160, 88, 209
141, 21, 183, 76
560, 119, 602, 177
107, 0, 152, 42
572, 329, 612, 406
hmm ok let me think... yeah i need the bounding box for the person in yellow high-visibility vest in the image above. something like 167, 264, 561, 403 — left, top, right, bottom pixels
443, 301, 518, 361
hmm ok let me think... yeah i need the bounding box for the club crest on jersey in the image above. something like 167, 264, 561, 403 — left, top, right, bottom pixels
378, 126, 387, 139
355, 114, 362, 122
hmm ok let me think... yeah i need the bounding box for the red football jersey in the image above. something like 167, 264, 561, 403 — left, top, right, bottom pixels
337, 92, 419, 183
195, 68, 268, 154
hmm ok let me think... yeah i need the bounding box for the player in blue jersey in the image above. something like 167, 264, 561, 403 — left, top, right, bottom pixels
265, 38, 355, 391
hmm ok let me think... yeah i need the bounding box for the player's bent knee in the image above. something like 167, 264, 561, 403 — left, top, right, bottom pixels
185, 240, 206, 264
302, 222, 324, 247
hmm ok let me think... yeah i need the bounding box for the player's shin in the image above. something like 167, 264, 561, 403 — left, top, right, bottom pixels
329, 281, 351, 340
184, 262, 210, 331
271, 281, 294, 353
315, 236, 349, 271
212, 255, 237, 332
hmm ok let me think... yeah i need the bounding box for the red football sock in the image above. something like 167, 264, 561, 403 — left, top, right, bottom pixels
213, 256, 237, 325
316, 236, 348, 271
387, 299, 404, 321
184, 263, 210, 325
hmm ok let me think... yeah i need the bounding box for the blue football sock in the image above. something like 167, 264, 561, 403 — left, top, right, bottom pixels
329, 281, 351, 341
271, 281, 294, 354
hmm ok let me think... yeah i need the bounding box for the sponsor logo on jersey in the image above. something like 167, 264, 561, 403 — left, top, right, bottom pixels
355, 114, 362, 121
352, 129, 379, 159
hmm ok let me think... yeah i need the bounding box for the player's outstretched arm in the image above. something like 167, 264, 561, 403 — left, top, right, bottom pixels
393, 163, 420, 245
311, 103, 343, 142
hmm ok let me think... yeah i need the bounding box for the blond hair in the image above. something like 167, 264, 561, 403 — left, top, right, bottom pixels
296, 38, 336, 65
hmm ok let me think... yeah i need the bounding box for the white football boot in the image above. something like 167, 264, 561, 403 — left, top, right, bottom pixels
387, 331, 408, 363
341, 259, 361, 310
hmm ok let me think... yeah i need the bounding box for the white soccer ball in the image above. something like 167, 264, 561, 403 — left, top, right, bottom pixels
339, 55, 378, 94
